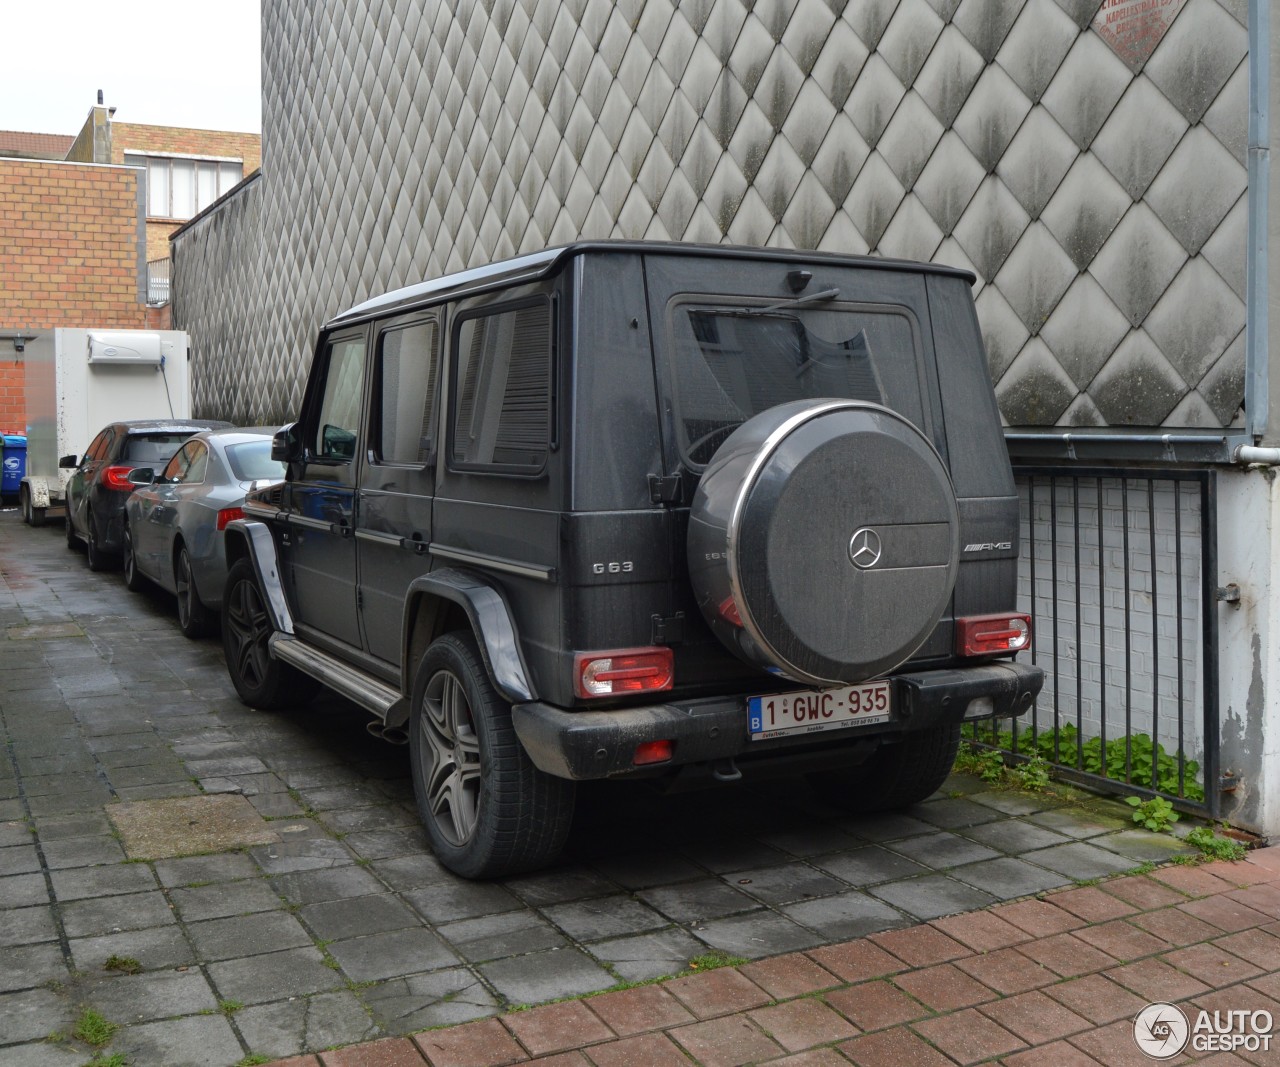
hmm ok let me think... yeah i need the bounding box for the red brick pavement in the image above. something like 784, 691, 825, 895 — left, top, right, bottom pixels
267, 848, 1280, 1067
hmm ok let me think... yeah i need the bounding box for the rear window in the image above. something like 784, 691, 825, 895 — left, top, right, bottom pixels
667, 299, 927, 466
225, 441, 286, 482
122, 433, 193, 465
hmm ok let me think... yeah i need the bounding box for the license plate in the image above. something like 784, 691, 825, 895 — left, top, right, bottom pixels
748, 680, 892, 740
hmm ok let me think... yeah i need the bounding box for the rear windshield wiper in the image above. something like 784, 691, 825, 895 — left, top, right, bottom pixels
734, 287, 841, 317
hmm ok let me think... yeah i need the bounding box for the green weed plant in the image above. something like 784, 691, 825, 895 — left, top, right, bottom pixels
965, 723, 1204, 801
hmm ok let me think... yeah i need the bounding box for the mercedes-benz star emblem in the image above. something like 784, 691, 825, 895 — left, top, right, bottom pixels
848, 527, 882, 569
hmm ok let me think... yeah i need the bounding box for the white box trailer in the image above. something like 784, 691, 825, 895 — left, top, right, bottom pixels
19, 327, 191, 524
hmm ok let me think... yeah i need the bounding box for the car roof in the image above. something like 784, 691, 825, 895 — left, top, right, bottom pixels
328, 239, 977, 329
193, 426, 280, 443
111, 420, 232, 434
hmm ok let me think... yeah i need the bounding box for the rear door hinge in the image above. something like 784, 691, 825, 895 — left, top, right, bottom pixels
648, 473, 683, 504
651, 612, 685, 645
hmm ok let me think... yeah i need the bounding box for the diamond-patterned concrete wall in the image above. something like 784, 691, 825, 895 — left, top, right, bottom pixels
172, 0, 1248, 430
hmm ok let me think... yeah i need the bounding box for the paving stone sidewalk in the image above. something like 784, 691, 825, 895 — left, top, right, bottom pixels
0, 511, 1220, 1066
264, 847, 1280, 1067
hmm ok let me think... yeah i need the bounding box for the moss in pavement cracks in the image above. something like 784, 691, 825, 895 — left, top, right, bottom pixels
72, 1008, 119, 1048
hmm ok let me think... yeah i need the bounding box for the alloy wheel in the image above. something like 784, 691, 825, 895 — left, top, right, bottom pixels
226, 575, 272, 688
176, 549, 194, 628
419, 669, 482, 847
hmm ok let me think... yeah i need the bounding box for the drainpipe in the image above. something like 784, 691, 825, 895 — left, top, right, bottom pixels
1248, 0, 1270, 441
1234, 445, 1280, 464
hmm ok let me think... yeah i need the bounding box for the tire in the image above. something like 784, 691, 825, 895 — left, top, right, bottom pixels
85, 509, 111, 571
409, 631, 575, 879
221, 558, 317, 709
122, 523, 147, 592
687, 399, 959, 686
174, 544, 214, 638
20, 486, 46, 527
807, 723, 962, 814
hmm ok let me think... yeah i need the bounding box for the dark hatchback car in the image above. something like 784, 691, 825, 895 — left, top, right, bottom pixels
63, 419, 231, 571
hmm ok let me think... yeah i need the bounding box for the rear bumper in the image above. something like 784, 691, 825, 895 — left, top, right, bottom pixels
512, 660, 1044, 780
190, 537, 230, 609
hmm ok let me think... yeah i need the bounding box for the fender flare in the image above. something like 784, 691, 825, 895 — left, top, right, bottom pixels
401, 568, 534, 704
223, 519, 294, 635
21, 477, 51, 509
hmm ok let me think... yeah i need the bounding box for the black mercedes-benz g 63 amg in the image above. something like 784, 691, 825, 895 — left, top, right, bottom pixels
222, 242, 1043, 878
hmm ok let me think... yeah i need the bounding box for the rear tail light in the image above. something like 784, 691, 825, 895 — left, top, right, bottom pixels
103, 465, 135, 491
216, 507, 245, 531
956, 614, 1032, 657
574, 647, 674, 699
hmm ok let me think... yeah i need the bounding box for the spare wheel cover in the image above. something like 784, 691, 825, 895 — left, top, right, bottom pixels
691, 399, 960, 687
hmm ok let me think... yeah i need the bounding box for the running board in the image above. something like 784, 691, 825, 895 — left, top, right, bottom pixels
269, 633, 406, 723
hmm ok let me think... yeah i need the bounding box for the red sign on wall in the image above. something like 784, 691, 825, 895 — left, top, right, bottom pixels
1093, 0, 1188, 71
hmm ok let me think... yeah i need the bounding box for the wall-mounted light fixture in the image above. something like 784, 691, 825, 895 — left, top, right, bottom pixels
0, 334, 31, 355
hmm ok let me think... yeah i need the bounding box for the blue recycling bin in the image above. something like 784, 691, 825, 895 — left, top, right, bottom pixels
2, 435, 26, 498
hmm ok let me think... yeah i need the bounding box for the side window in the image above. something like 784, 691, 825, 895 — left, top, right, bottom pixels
374, 319, 439, 466
181, 443, 209, 484
449, 300, 552, 471
162, 442, 193, 483
84, 431, 107, 462
313, 336, 367, 461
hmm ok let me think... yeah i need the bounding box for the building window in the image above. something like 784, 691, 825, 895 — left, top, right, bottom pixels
123, 153, 243, 220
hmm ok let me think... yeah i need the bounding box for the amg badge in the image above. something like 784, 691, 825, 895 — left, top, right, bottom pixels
963, 541, 1012, 553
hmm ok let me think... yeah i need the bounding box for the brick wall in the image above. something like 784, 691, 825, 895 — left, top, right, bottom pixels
112, 122, 261, 268
145, 221, 183, 265
63, 109, 106, 164
0, 159, 146, 430
111, 123, 261, 174
0, 374, 25, 437
0, 367, 25, 435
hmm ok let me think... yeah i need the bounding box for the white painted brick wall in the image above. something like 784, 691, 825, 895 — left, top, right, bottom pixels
1013, 474, 1206, 784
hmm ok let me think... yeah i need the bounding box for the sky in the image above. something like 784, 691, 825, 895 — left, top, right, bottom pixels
1, 0, 261, 136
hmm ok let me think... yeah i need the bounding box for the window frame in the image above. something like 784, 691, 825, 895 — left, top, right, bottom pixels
446, 295, 556, 477
123, 151, 245, 221
179, 441, 209, 485
663, 294, 929, 471
369, 315, 441, 470
305, 330, 369, 467
85, 430, 109, 462
161, 441, 194, 483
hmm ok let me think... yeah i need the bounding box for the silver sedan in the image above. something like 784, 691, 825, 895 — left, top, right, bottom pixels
122, 428, 284, 638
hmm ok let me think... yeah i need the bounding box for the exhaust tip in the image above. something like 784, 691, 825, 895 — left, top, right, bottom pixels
367, 720, 409, 745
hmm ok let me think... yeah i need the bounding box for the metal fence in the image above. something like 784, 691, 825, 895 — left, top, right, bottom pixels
969, 468, 1220, 817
